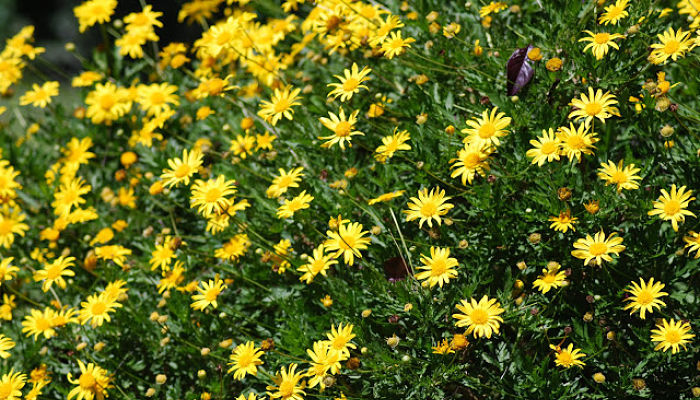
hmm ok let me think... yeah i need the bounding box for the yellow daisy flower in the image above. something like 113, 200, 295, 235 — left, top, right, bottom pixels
623, 277, 668, 320
550, 343, 586, 368
651, 319, 694, 354
276, 190, 314, 219
571, 230, 625, 266
579, 31, 625, 60
33, 256, 76, 292
597, 160, 641, 192
190, 175, 237, 217
67, 360, 112, 400
403, 187, 454, 229
414, 247, 459, 288
648, 184, 695, 231
190, 278, 227, 311
327, 63, 372, 102
324, 222, 371, 266
450, 141, 492, 184
568, 87, 619, 126
258, 86, 302, 126
266, 363, 306, 400
227, 341, 264, 380
598, 0, 629, 25
526, 128, 561, 166
319, 107, 364, 150
533, 262, 567, 294
548, 210, 578, 233
649, 27, 694, 65
556, 122, 598, 162
461, 107, 511, 148
453, 295, 505, 339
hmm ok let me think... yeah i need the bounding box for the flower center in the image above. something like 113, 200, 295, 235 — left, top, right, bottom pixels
542, 274, 557, 284
665, 330, 681, 344
420, 201, 437, 217
611, 171, 628, 184
273, 98, 289, 113
279, 380, 295, 397
205, 188, 222, 203
92, 302, 107, 315
338, 234, 356, 250
204, 288, 219, 301
585, 102, 603, 116
588, 242, 608, 256
478, 123, 496, 139
594, 33, 610, 44
663, 40, 680, 54
46, 263, 64, 280
464, 153, 481, 167
566, 135, 585, 149
99, 94, 115, 110
150, 91, 165, 105
430, 259, 447, 275
0, 382, 12, 398
636, 290, 654, 305
470, 309, 488, 325
334, 121, 352, 137
0, 219, 13, 235
663, 200, 680, 215
540, 141, 558, 154
342, 78, 359, 92
79, 372, 97, 389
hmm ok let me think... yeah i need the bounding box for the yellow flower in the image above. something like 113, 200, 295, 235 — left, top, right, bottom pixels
550, 343, 586, 368
324, 222, 371, 266
115, 31, 148, 58
21, 308, 56, 339
228, 341, 264, 380
568, 87, 619, 126
479, 1, 507, 17
461, 107, 511, 148
414, 247, 459, 288
324, 323, 356, 358
432, 339, 455, 354
267, 167, 304, 198
0, 370, 26, 400
191, 278, 227, 311
266, 363, 306, 400
19, 81, 59, 108
79, 292, 122, 327
71, 71, 103, 87
571, 230, 625, 266
190, 175, 237, 217
368, 190, 405, 205
67, 360, 112, 400
579, 31, 625, 60
85, 82, 132, 124
255, 131, 276, 151
215, 233, 250, 262
327, 63, 372, 102
649, 28, 694, 65
277, 190, 314, 219
648, 185, 695, 231
374, 127, 411, 162
650, 319, 694, 354
450, 141, 491, 185
453, 295, 505, 339
258, 86, 302, 126
526, 128, 561, 166
73, 0, 117, 32
319, 107, 364, 150
556, 122, 598, 162
548, 210, 578, 233
95, 245, 132, 267
532, 263, 567, 294
381, 31, 415, 59
0, 257, 19, 286
230, 134, 256, 159
0, 334, 15, 358
297, 244, 338, 284
683, 231, 700, 258
0, 160, 22, 199
161, 148, 203, 188
623, 277, 668, 320
137, 83, 179, 117
0, 207, 29, 249
33, 256, 76, 292
598, 0, 629, 25
306, 341, 343, 389
597, 160, 641, 192
403, 187, 453, 229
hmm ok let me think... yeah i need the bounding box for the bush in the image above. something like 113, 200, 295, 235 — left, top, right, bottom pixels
0, 0, 698, 399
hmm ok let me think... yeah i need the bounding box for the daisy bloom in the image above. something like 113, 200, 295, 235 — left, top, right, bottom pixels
190, 175, 237, 217
381, 31, 415, 59
532, 262, 567, 294
258, 86, 302, 126
526, 128, 561, 166
404, 187, 453, 229
568, 87, 619, 126
33, 256, 76, 292
650, 319, 694, 354
21, 308, 57, 339
648, 185, 695, 231
160, 149, 204, 187
306, 341, 343, 389
297, 244, 338, 284
277, 190, 314, 219
368, 190, 405, 205
684, 231, 700, 258
327, 63, 372, 102
0, 207, 29, 248
623, 277, 668, 319
79, 292, 122, 327
73, 0, 117, 32
375, 127, 411, 162
597, 160, 641, 192
0, 257, 19, 286
228, 341, 264, 380
548, 210, 578, 233
414, 247, 459, 288
19, 81, 59, 108
556, 122, 598, 162
450, 141, 492, 185
649, 28, 694, 65
137, 82, 179, 117
324, 323, 357, 357
319, 107, 364, 150
0, 370, 26, 400
266, 363, 306, 400
571, 230, 625, 266
579, 31, 625, 60
0, 334, 15, 358
598, 0, 629, 25
191, 278, 227, 311
550, 343, 586, 368
453, 295, 505, 339
324, 222, 371, 266
461, 107, 512, 148
267, 167, 304, 198
67, 360, 112, 400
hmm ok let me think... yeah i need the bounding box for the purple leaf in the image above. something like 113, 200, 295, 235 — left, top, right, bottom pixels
383, 256, 408, 282
506, 45, 534, 96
